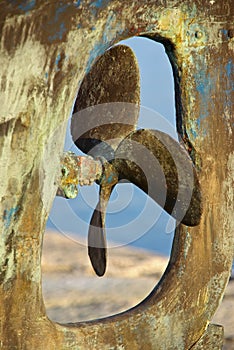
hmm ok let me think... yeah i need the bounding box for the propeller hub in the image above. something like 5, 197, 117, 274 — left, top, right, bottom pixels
57, 152, 118, 199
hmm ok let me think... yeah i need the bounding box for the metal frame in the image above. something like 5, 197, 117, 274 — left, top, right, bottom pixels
0, 1, 233, 349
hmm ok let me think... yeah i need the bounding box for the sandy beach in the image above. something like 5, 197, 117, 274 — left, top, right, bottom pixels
42, 230, 234, 349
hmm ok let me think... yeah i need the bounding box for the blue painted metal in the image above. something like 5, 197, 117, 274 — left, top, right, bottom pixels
18, 0, 35, 13
3, 207, 19, 229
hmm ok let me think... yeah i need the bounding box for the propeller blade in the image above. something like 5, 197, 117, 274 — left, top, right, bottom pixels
71, 44, 141, 276
113, 129, 202, 227
88, 184, 113, 276
71, 44, 141, 157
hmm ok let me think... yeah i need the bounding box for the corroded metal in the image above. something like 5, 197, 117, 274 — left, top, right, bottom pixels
114, 128, 202, 226
70, 42, 202, 276
57, 152, 103, 198
58, 151, 119, 276
58, 127, 203, 276
59, 131, 202, 224
71, 44, 141, 155
72, 44, 141, 276
0, 1, 233, 349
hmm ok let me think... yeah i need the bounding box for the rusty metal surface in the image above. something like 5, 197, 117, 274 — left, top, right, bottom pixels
58, 153, 103, 198
71, 44, 140, 155
0, 1, 233, 349
113, 128, 202, 226
71, 43, 141, 277
58, 127, 203, 276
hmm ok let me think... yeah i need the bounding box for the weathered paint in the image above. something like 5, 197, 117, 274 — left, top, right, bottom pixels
91, 0, 110, 9
85, 12, 125, 74
18, 0, 35, 13
74, 0, 82, 8
0, 0, 233, 349
3, 207, 19, 229
48, 22, 67, 42
55, 53, 61, 71
224, 59, 234, 109
54, 4, 70, 23
86, 41, 109, 74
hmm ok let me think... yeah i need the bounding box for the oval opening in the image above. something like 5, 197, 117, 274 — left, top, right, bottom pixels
42, 36, 176, 323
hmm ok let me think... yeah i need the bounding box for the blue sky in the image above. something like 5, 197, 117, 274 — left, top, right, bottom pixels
47, 37, 177, 256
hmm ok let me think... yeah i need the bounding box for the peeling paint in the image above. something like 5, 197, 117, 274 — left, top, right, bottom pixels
85, 11, 124, 73
3, 207, 19, 228
48, 22, 67, 42
73, 0, 82, 8
54, 4, 70, 23
221, 28, 229, 40
90, 0, 110, 9
189, 127, 198, 138
55, 53, 61, 71
89, 0, 111, 17
0, 1, 233, 348
18, 0, 36, 13
86, 41, 109, 74
193, 59, 214, 122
